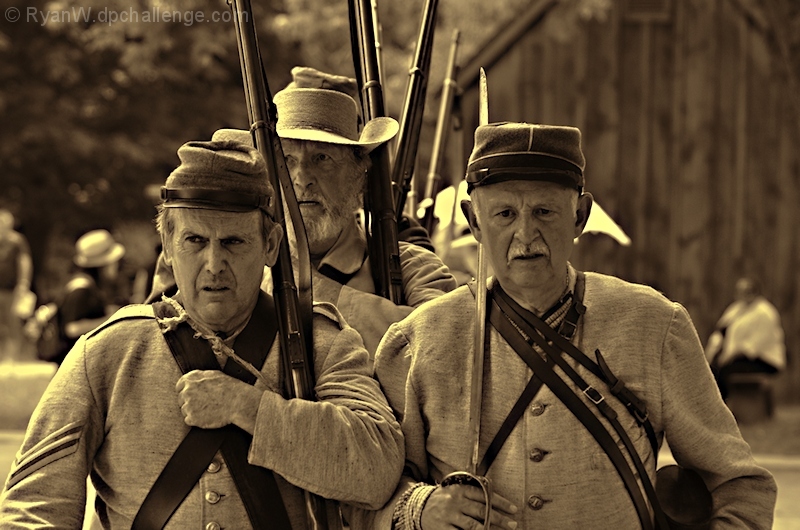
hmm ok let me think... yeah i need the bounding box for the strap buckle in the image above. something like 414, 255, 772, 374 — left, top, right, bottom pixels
633, 407, 649, 424
583, 386, 605, 405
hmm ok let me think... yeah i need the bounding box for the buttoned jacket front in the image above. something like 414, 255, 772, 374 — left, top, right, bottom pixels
360, 269, 777, 529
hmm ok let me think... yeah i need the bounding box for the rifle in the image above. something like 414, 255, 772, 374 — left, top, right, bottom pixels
348, 0, 404, 304
419, 28, 460, 234
227, 0, 327, 528
391, 0, 440, 222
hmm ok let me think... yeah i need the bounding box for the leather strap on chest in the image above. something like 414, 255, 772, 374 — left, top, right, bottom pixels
489, 295, 667, 530
132, 293, 290, 530
474, 273, 585, 476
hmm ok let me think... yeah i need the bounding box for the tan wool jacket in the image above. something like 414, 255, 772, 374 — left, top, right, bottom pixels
352, 268, 777, 529
0, 300, 404, 529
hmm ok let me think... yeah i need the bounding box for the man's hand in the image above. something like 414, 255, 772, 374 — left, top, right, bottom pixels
176, 370, 263, 433
420, 484, 518, 530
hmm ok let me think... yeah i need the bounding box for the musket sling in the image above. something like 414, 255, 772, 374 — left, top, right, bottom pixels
132, 293, 292, 530
489, 284, 670, 530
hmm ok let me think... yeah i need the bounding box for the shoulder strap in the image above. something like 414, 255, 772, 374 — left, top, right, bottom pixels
490, 294, 670, 530
132, 293, 291, 530
475, 276, 584, 476
496, 277, 658, 456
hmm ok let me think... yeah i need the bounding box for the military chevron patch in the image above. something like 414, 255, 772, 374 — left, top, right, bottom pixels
7, 421, 83, 489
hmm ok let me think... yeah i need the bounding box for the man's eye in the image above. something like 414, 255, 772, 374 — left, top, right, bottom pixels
535, 208, 553, 216
316, 153, 332, 163
222, 238, 244, 246
498, 209, 514, 218
186, 235, 206, 244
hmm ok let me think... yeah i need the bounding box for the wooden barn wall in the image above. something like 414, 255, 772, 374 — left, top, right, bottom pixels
445, 0, 800, 401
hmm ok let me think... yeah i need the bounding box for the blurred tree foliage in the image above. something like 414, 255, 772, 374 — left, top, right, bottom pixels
0, 0, 614, 299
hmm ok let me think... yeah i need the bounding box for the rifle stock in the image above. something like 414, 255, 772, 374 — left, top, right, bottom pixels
227, 0, 326, 527
420, 28, 460, 234
392, 0, 440, 222
350, 0, 404, 304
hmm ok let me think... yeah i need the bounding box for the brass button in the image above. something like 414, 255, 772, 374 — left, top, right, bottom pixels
205, 491, 221, 504
527, 495, 549, 510
207, 460, 221, 473
205, 523, 221, 530
529, 448, 549, 462
530, 403, 547, 416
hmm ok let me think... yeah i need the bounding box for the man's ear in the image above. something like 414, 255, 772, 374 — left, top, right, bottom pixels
161, 232, 173, 268
575, 191, 594, 238
461, 199, 482, 243
264, 223, 284, 268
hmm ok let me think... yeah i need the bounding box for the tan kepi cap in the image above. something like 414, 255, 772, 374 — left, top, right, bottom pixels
273, 66, 398, 154
161, 140, 274, 217
466, 122, 585, 193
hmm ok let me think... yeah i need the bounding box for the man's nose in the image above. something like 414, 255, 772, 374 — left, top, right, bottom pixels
515, 214, 539, 244
291, 159, 315, 192
204, 242, 227, 275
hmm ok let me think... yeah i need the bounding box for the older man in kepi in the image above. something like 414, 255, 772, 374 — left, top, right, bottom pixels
149, 67, 457, 356
351, 122, 776, 529
0, 140, 403, 529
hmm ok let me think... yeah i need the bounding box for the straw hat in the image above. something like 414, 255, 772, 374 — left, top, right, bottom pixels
273, 66, 398, 154
74, 229, 126, 268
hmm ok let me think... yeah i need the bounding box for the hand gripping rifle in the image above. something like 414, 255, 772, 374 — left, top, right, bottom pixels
391, 0, 440, 223
419, 28, 460, 234
440, 68, 492, 530
227, 0, 327, 527
348, 0, 405, 304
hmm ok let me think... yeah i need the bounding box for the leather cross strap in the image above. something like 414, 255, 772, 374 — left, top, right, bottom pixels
495, 278, 659, 456
493, 291, 670, 530
132, 293, 292, 530
473, 275, 583, 476
489, 296, 660, 530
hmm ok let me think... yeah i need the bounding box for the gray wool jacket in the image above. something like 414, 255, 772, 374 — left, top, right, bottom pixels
350, 267, 777, 529
0, 300, 404, 529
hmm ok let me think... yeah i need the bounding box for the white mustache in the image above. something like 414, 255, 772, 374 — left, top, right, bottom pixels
507, 242, 549, 262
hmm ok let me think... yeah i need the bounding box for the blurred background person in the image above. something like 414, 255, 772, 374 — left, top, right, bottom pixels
0, 209, 33, 363
47, 229, 126, 366
706, 277, 787, 400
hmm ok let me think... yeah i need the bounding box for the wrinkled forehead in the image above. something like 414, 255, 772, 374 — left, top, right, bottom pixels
472, 179, 577, 209
171, 207, 263, 237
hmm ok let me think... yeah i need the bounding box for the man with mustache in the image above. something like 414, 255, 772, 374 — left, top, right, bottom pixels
149, 67, 457, 357
350, 122, 776, 529
0, 140, 403, 528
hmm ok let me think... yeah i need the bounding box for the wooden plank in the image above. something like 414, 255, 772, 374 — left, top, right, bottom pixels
667, 0, 686, 301
575, 6, 622, 275
774, 89, 800, 402
645, 21, 674, 294
617, 20, 646, 282
700, 0, 742, 338
672, 0, 716, 319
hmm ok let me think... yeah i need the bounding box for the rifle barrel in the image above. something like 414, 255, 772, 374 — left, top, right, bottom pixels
228, 0, 325, 526
354, 0, 404, 304
392, 0, 440, 221
421, 28, 460, 234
